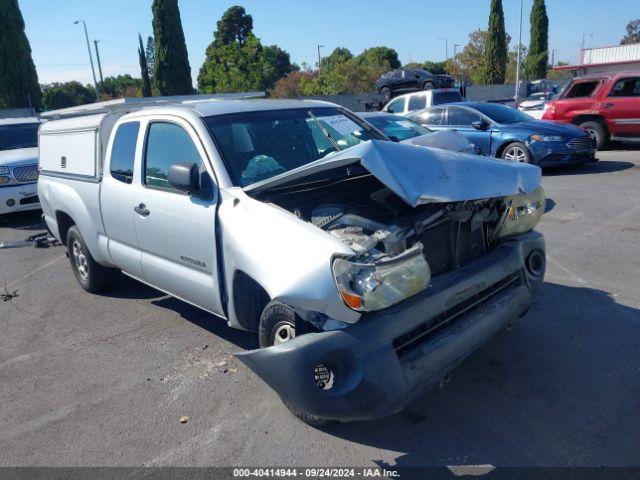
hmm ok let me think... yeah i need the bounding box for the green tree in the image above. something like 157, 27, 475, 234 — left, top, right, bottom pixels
138, 35, 152, 97
198, 6, 292, 93
354, 46, 401, 69
525, 0, 549, 80
145, 36, 155, 79
324, 47, 353, 71
100, 75, 143, 98
620, 19, 640, 45
0, 0, 41, 109
483, 0, 508, 84
41, 82, 96, 110
547, 61, 572, 80
152, 0, 193, 95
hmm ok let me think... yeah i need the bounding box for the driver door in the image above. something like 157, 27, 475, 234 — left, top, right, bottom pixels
444, 106, 493, 155
131, 118, 223, 316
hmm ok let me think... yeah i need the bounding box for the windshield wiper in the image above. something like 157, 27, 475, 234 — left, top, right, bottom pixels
307, 111, 341, 151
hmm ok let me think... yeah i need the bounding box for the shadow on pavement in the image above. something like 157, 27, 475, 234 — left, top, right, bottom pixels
322, 282, 640, 467
0, 210, 44, 230
543, 159, 635, 177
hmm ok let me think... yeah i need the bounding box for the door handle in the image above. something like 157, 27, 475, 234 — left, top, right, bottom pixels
134, 203, 150, 216
603, 103, 615, 109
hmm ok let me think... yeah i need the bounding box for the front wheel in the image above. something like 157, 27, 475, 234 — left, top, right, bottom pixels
258, 301, 330, 428
501, 142, 532, 163
579, 121, 608, 150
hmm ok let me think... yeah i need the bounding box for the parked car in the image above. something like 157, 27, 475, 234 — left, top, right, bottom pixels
376, 68, 455, 100
542, 71, 640, 149
39, 98, 546, 426
382, 89, 464, 115
358, 111, 477, 154
0, 117, 43, 217
408, 102, 597, 166
518, 92, 556, 119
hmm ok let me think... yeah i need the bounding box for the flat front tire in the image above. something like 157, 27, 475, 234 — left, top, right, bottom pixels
66, 226, 114, 293
258, 300, 330, 428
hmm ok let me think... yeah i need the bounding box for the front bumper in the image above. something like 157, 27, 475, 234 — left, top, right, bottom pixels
0, 183, 40, 215
529, 140, 597, 167
237, 232, 545, 421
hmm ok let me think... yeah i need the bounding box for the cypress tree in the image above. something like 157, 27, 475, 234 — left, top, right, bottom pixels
138, 34, 152, 97
483, 0, 508, 85
0, 0, 41, 109
525, 0, 549, 80
151, 0, 193, 95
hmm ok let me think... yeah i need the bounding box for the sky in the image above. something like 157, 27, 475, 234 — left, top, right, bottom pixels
20, 0, 637, 86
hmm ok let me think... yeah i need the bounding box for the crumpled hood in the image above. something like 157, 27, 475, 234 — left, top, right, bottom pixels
401, 130, 475, 153
246, 140, 541, 206
0, 147, 38, 167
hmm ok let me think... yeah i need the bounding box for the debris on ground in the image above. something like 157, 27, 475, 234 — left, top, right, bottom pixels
0, 231, 59, 250
2, 281, 19, 302
179, 416, 189, 424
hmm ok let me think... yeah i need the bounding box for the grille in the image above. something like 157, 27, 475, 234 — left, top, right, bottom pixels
567, 136, 595, 150
393, 271, 523, 357
12, 164, 39, 183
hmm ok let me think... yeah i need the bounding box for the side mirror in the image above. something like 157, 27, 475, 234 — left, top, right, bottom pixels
472, 120, 490, 131
168, 162, 200, 194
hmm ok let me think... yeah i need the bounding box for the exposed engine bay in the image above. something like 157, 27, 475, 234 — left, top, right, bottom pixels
255, 167, 508, 278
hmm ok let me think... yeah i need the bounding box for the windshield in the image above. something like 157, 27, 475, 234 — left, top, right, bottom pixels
472, 103, 532, 124
204, 107, 382, 187
365, 115, 431, 141
0, 123, 40, 150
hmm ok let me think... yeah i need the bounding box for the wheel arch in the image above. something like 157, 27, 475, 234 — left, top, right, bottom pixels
496, 139, 531, 159
231, 270, 271, 331
55, 210, 76, 246
571, 114, 609, 132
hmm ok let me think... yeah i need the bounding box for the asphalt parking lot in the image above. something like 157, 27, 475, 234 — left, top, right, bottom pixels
1, 147, 639, 468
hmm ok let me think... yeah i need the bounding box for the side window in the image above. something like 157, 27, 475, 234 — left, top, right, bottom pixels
408, 95, 426, 111
609, 77, 640, 97
109, 121, 140, 184
446, 107, 481, 126
386, 98, 405, 113
416, 108, 445, 126
144, 122, 202, 191
564, 81, 599, 98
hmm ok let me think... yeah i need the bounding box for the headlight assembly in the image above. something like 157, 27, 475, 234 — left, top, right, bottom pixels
530, 134, 563, 142
0, 166, 9, 174
496, 187, 545, 239
333, 243, 430, 312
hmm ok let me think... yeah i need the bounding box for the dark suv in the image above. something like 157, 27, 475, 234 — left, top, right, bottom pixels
376, 68, 455, 100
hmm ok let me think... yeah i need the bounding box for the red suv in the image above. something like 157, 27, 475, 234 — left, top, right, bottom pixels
542, 71, 640, 149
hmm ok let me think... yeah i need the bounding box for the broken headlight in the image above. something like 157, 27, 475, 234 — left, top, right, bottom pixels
333, 244, 430, 312
496, 187, 545, 239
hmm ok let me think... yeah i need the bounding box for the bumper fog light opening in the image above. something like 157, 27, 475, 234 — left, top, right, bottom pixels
526, 250, 545, 278
6, 199, 15, 207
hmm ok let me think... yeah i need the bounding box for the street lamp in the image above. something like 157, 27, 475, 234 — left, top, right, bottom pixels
74, 19, 100, 98
550, 49, 558, 68
453, 43, 461, 80
317, 45, 324, 77
514, 0, 524, 106
436, 37, 449, 62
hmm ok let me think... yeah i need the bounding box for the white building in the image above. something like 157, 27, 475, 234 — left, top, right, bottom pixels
554, 43, 640, 76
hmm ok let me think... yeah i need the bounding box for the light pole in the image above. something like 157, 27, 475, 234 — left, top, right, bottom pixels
550, 49, 558, 68
436, 37, 449, 63
453, 43, 461, 81
317, 45, 324, 77
74, 20, 100, 98
93, 40, 104, 85
514, 0, 524, 106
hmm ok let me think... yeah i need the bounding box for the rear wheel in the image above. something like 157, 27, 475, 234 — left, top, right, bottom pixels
259, 301, 330, 428
66, 226, 114, 293
579, 121, 608, 150
501, 142, 532, 163
422, 81, 435, 90
379, 86, 391, 101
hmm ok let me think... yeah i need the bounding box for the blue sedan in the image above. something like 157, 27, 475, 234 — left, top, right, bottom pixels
406, 102, 597, 166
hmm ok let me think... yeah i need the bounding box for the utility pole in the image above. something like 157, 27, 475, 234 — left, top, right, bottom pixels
93, 40, 104, 85
317, 45, 324, 77
550, 49, 558, 68
514, 0, 524, 107
453, 44, 461, 82
74, 20, 100, 99
436, 37, 449, 63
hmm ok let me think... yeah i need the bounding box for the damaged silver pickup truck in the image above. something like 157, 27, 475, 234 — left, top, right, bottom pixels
38, 98, 545, 426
